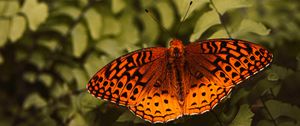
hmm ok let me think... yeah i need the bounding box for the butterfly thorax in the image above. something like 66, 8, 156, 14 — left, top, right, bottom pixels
167, 39, 187, 105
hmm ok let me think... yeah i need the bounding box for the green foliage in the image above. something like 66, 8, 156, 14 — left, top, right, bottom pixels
0, 0, 299, 126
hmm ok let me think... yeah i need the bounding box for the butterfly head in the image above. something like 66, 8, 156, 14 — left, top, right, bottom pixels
169, 39, 184, 58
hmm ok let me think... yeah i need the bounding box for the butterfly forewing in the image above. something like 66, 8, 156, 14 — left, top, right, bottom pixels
87, 47, 167, 106
183, 39, 273, 115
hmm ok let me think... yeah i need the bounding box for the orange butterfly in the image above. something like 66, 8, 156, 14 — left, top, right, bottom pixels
87, 38, 273, 123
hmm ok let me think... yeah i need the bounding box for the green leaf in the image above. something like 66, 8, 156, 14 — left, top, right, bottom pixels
0, 53, 3, 64
72, 68, 89, 90
38, 73, 53, 87
269, 65, 294, 80
190, 10, 221, 41
257, 120, 274, 126
102, 15, 121, 36
229, 104, 254, 126
50, 83, 70, 98
117, 12, 140, 45
23, 71, 37, 83
267, 73, 279, 81
47, 23, 69, 36
21, 0, 48, 31
76, 92, 104, 113
84, 54, 110, 77
55, 65, 74, 83
68, 113, 87, 126
0, 1, 20, 16
23, 93, 47, 109
208, 29, 228, 39
84, 8, 102, 40
211, 0, 252, 15
38, 38, 59, 51
233, 19, 270, 37
71, 23, 88, 58
139, 14, 159, 45
54, 6, 81, 20
116, 111, 136, 122
29, 52, 46, 70
229, 88, 250, 106
38, 116, 57, 126
9, 15, 27, 42
96, 38, 124, 58
156, 0, 174, 29
174, 0, 208, 19
265, 100, 300, 122
112, 0, 126, 14
0, 19, 10, 47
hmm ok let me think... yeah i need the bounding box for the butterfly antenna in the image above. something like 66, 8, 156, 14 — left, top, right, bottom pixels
175, 1, 193, 36
209, 0, 232, 39
145, 9, 174, 39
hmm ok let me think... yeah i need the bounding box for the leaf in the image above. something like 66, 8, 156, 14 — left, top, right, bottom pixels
84, 54, 110, 77
55, 65, 74, 83
208, 29, 228, 39
21, 0, 48, 31
72, 68, 89, 90
29, 52, 46, 70
116, 111, 136, 122
211, 0, 252, 15
174, 0, 209, 19
102, 15, 121, 36
38, 38, 59, 51
0, 1, 20, 16
117, 12, 140, 45
233, 19, 270, 37
84, 8, 102, 40
0, 53, 3, 64
112, 0, 126, 14
269, 65, 294, 80
96, 38, 124, 58
139, 14, 159, 45
23, 93, 47, 109
76, 92, 104, 113
257, 120, 275, 126
48, 23, 69, 36
54, 6, 81, 20
0, 19, 10, 47
229, 104, 254, 126
38, 73, 53, 87
23, 71, 37, 83
9, 15, 27, 42
190, 10, 221, 42
50, 83, 70, 98
71, 23, 88, 58
156, 0, 174, 29
265, 100, 300, 122
68, 113, 87, 126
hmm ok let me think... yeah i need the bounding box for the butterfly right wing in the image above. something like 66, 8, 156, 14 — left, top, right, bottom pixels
87, 47, 168, 106
183, 39, 273, 115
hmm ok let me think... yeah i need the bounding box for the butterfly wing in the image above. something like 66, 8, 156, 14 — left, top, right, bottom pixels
183, 39, 273, 114
128, 82, 183, 123
87, 47, 168, 106
87, 47, 183, 123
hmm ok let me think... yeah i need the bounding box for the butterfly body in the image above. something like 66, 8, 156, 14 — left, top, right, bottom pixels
87, 38, 273, 123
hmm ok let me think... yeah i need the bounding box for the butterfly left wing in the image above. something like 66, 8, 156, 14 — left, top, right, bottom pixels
183, 39, 273, 115
87, 47, 168, 106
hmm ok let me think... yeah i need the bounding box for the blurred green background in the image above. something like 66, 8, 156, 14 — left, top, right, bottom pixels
0, 0, 300, 126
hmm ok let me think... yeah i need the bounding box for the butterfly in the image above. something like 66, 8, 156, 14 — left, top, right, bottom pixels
87, 38, 273, 123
